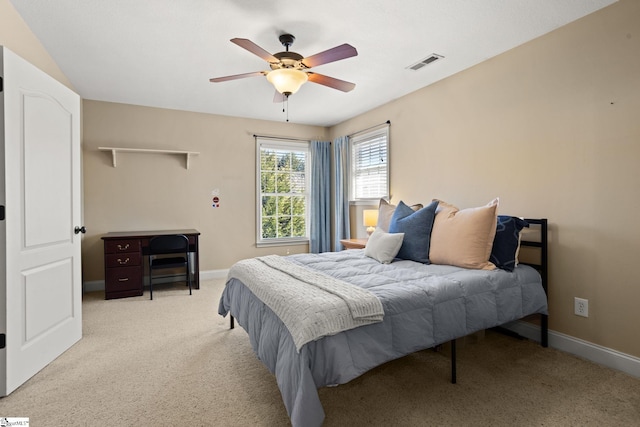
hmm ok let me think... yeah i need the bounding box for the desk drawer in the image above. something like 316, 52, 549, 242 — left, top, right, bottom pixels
105, 239, 140, 254
105, 266, 143, 293
106, 253, 141, 268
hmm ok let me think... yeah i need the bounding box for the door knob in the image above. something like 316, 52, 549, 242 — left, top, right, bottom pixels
74, 226, 86, 234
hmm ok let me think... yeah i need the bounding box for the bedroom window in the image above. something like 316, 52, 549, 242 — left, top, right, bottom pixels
256, 138, 310, 246
350, 125, 389, 201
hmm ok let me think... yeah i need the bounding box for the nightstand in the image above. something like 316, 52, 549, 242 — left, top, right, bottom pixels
339, 238, 368, 250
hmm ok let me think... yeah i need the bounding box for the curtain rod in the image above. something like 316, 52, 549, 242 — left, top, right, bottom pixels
253, 134, 311, 143
348, 120, 391, 138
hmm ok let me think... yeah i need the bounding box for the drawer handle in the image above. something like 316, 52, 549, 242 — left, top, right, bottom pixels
117, 257, 130, 265
117, 243, 130, 250
118, 278, 129, 282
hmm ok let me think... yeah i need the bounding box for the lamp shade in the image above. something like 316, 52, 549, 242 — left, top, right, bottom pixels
363, 209, 379, 227
363, 209, 379, 236
267, 68, 309, 95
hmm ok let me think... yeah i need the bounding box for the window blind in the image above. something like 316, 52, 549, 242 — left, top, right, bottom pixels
351, 127, 389, 200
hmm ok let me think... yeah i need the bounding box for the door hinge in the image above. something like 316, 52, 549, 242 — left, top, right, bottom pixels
0, 205, 4, 220
0, 76, 3, 92
0, 334, 5, 349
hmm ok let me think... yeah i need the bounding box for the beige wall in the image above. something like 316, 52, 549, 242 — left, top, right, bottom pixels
332, 0, 640, 358
82, 101, 325, 281
0, 0, 73, 89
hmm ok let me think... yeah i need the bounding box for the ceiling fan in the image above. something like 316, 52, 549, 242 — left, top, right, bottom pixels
209, 34, 357, 101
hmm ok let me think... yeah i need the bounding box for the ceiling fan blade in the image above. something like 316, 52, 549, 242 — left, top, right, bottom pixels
302, 44, 357, 68
273, 90, 286, 103
209, 71, 266, 83
231, 38, 279, 62
307, 72, 356, 92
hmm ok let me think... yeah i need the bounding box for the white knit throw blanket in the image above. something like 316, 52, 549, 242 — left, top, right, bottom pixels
228, 255, 384, 352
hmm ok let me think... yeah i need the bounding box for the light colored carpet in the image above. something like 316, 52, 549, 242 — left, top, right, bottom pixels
0, 279, 638, 426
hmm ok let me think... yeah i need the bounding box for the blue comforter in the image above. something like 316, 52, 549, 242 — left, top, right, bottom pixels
218, 250, 548, 427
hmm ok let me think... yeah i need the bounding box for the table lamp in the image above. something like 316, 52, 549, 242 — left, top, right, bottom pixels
363, 209, 379, 236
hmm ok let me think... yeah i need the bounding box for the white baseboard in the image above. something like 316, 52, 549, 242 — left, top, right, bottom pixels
504, 320, 640, 379
83, 279, 104, 293
82, 269, 230, 293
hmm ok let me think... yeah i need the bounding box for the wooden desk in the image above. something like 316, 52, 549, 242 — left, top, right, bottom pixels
340, 238, 368, 249
102, 229, 200, 300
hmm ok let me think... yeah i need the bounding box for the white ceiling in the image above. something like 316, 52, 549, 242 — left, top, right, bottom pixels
10, 0, 617, 127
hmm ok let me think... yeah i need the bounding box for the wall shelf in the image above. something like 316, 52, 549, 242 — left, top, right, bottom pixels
98, 147, 200, 169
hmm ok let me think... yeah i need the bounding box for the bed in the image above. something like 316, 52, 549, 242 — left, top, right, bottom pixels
218, 204, 548, 427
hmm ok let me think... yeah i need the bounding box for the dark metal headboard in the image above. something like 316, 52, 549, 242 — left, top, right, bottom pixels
520, 218, 548, 293
519, 218, 548, 347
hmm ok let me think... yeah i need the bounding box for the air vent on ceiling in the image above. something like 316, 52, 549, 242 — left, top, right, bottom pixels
407, 54, 444, 71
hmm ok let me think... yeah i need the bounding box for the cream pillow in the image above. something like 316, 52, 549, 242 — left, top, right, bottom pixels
364, 228, 405, 264
376, 198, 423, 232
429, 198, 499, 270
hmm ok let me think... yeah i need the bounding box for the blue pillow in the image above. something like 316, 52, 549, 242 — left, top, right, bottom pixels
490, 216, 529, 271
388, 200, 438, 263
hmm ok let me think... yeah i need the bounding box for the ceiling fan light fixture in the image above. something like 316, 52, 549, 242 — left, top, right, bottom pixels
267, 68, 308, 95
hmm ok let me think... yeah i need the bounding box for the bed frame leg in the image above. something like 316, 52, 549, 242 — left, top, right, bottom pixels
230, 315, 235, 329
450, 339, 457, 384
541, 313, 548, 348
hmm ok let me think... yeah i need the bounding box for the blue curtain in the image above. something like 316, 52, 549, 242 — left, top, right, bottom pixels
309, 140, 331, 253
333, 136, 351, 251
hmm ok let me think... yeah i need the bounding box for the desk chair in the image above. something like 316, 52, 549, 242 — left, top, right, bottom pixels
148, 234, 191, 300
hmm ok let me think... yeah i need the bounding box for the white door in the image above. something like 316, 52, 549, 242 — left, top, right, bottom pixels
0, 47, 82, 396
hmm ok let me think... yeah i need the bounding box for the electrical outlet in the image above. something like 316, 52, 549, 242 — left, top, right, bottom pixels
574, 297, 589, 317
